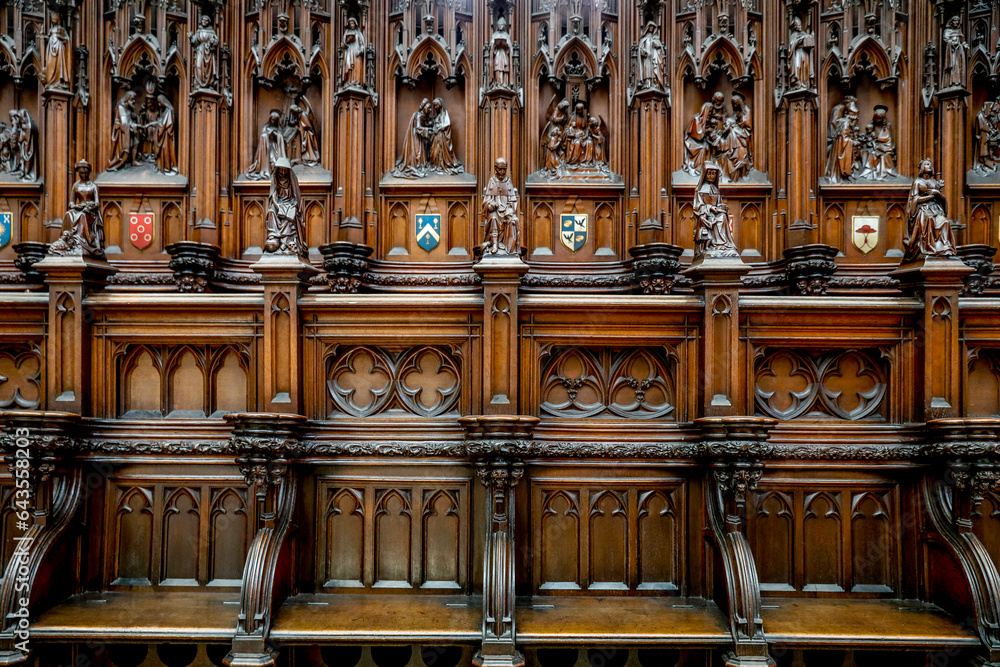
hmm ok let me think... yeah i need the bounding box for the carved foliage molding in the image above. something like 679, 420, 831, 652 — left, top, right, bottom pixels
107, 479, 252, 589
325, 345, 462, 418
749, 484, 899, 595
532, 482, 684, 593
540, 346, 676, 420
754, 348, 888, 421
318, 478, 470, 590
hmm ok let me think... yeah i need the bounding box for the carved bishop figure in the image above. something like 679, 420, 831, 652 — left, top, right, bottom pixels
480, 158, 521, 256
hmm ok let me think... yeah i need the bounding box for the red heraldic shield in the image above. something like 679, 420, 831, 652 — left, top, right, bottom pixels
129, 213, 154, 250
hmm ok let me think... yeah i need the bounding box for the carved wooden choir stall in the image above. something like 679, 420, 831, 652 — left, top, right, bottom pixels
1, 0, 1000, 666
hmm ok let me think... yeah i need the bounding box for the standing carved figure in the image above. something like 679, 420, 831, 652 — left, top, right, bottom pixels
693, 162, 738, 259
190, 15, 219, 91
720, 93, 752, 182
788, 16, 814, 90
108, 91, 139, 171
393, 99, 433, 177
49, 160, 105, 259
428, 98, 463, 174
246, 110, 287, 180
973, 101, 999, 174
490, 17, 512, 87
859, 105, 897, 180
263, 158, 306, 256
824, 96, 860, 182
155, 94, 177, 174
340, 18, 367, 88
295, 98, 320, 167
683, 92, 726, 176
14, 109, 38, 182
481, 158, 520, 256
43, 14, 72, 91
637, 22, 664, 89
904, 158, 957, 261
942, 16, 967, 89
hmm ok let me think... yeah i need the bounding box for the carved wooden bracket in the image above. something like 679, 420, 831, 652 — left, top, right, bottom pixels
461, 415, 538, 667
0, 412, 85, 665
698, 416, 775, 667
224, 413, 306, 667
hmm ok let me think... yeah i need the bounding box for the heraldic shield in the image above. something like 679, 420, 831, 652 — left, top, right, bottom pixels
129, 213, 155, 251
852, 215, 879, 254
560, 214, 587, 253
0, 212, 10, 249
416, 214, 441, 252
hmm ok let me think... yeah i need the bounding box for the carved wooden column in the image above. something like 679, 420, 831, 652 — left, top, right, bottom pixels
189, 90, 223, 245
685, 256, 749, 417
783, 91, 818, 248
631, 88, 670, 246
333, 89, 374, 244
33, 255, 116, 414
461, 415, 538, 667
225, 413, 304, 667
892, 257, 972, 420
480, 1, 521, 183
474, 255, 529, 413
41, 89, 74, 231
937, 89, 969, 239
698, 417, 776, 667
251, 255, 319, 414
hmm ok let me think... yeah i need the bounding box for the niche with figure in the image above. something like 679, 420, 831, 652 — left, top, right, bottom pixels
0, 1, 43, 258
377, 0, 476, 261
99, 6, 185, 184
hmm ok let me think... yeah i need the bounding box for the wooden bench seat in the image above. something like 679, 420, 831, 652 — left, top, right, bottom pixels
760, 598, 981, 649
30, 591, 240, 641
515, 597, 730, 646
269, 594, 482, 643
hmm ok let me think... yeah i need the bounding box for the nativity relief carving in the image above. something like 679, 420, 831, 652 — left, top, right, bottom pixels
537, 96, 609, 178
973, 100, 1000, 176
823, 99, 898, 183
683, 91, 753, 183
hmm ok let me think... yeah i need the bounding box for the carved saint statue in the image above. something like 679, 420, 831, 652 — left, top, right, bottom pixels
942, 16, 967, 89
636, 22, 664, 89
43, 14, 72, 91
788, 16, 814, 90
392, 98, 464, 178
973, 101, 999, 174
719, 93, 752, 182
683, 91, 753, 182
108, 90, 139, 171
824, 96, 860, 183
154, 94, 177, 175
294, 98, 320, 167
490, 17, 512, 88
693, 162, 738, 259
340, 17, 367, 88
48, 160, 105, 259
480, 157, 521, 256
263, 158, 306, 256
858, 105, 897, 180
0, 109, 38, 182
537, 97, 609, 177
190, 15, 219, 91
247, 110, 288, 180
903, 158, 957, 262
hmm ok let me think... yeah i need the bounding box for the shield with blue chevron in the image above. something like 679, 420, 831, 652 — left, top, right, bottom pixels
560, 213, 587, 253
0, 212, 11, 250
415, 214, 441, 252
